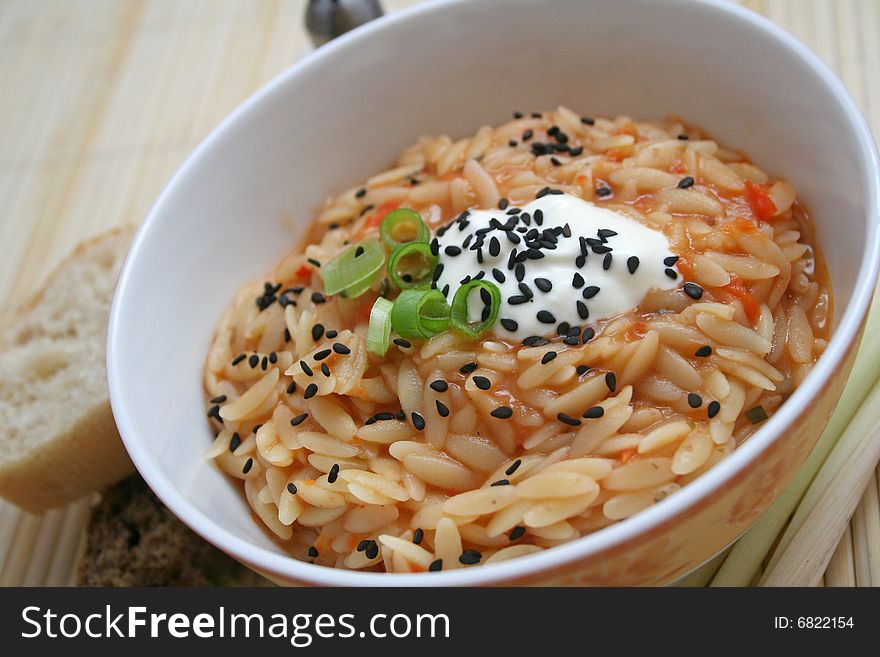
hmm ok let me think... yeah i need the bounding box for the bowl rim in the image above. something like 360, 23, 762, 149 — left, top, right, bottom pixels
108, 0, 880, 586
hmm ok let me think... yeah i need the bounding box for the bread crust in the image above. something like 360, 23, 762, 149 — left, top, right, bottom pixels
0, 226, 137, 512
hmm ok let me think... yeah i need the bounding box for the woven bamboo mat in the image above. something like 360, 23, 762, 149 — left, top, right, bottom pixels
0, 0, 878, 586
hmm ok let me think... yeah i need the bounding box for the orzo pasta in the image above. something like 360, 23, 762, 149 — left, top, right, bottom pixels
204, 108, 830, 572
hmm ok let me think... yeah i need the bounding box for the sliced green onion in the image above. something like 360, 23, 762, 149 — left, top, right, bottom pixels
745, 405, 768, 424
390, 289, 450, 339
321, 238, 385, 298
366, 297, 394, 356
388, 241, 438, 290
380, 208, 429, 250
450, 280, 501, 338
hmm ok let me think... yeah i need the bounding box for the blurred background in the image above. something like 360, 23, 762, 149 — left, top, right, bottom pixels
0, 0, 878, 586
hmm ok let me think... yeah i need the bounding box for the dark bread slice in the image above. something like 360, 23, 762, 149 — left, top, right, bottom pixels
77, 475, 269, 586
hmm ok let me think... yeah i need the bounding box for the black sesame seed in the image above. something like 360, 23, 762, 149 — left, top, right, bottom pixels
430, 379, 448, 393
569, 146, 584, 156
505, 459, 521, 476
537, 310, 556, 324
677, 176, 695, 189
627, 256, 640, 274
550, 156, 562, 166
260, 356, 268, 371
269, 351, 278, 364
557, 413, 582, 427
491, 479, 510, 486
321, 362, 330, 377
413, 528, 424, 545
355, 187, 367, 198
393, 338, 412, 349
509, 526, 526, 540
308, 546, 319, 558
356, 539, 371, 552
708, 400, 721, 419
534, 277, 552, 293
332, 342, 351, 355
287, 482, 297, 494
290, 413, 308, 426
366, 541, 379, 560
598, 229, 617, 239
576, 365, 591, 376
480, 287, 492, 306
541, 351, 557, 365
229, 433, 242, 452
498, 198, 509, 210
460, 361, 478, 374
396, 410, 406, 420
508, 139, 518, 147
526, 248, 545, 260
248, 354, 260, 368
355, 245, 365, 258
490, 268, 507, 284
307, 258, 322, 268
582, 286, 600, 299
577, 300, 589, 320
603, 253, 613, 270
429, 559, 443, 572
688, 393, 703, 408
286, 381, 298, 395
435, 400, 450, 417
311, 292, 326, 304
596, 185, 612, 198
314, 348, 332, 361
664, 268, 678, 279
473, 375, 491, 390
683, 282, 704, 299
582, 327, 596, 343
582, 406, 605, 420
326, 329, 338, 339
605, 371, 617, 392
411, 412, 426, 430
572, 272, 585, 288
581, 116, 595, 125
231, 354, 246, 366
444, 245, 462, 257
210, 394, 227, 404
515, 262, 526, 282
677, 133, 689, 140
459, 550, 482, 565
508, 294, 529, 305
284, 328, 292, 342
500, 318, 518, 332
491, 406, 513, 419
523, 336, 549, 347
242, 458, 253, 474
664, 255, 680, 267
695, 345, 713, 357
563, 336, 580, 345
304, 383, 318, 399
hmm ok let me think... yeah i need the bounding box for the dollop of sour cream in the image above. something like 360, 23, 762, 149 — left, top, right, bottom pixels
432, 192, 681, 341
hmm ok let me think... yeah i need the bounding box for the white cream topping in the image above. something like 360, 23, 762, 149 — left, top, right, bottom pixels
432, 192, 681, 341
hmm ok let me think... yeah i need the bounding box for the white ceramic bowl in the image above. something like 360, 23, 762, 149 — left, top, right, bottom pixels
108, 0, 880, 586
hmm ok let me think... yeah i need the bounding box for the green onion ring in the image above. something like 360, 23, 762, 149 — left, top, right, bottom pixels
388, 241, 439, 290
366, 297, 394, 356
450, 280, 501, 338
321, 238, 385, 298
390, 289, 450, 339
380, 208, 429, 250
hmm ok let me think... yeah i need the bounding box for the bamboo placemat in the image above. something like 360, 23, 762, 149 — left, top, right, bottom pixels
0, 0, 878, 587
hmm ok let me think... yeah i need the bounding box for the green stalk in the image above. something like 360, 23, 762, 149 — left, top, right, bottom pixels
711, 283, 880, 586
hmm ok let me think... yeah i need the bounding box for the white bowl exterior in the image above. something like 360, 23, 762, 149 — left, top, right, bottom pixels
109, 0, 880, 586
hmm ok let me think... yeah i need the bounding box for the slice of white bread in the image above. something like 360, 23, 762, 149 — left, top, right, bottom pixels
0, 226, 137, 512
